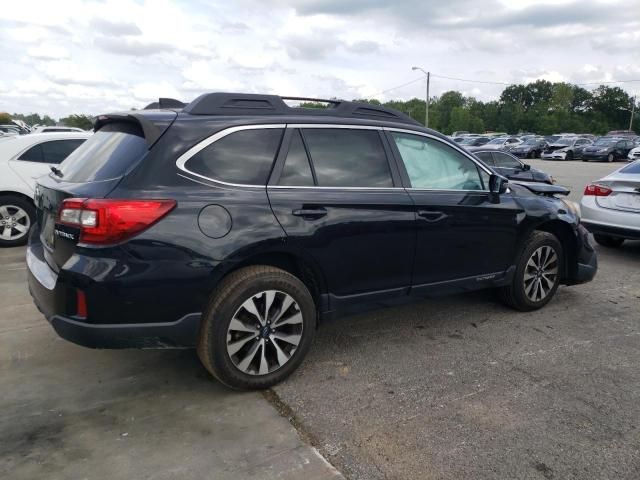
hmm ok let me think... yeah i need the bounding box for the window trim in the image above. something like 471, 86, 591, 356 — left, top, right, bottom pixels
384, 127, 493, 192
175, 124, 286, 188
175, 123, 493, 191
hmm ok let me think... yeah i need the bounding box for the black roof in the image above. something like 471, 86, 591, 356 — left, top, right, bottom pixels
167, 92, 422, 127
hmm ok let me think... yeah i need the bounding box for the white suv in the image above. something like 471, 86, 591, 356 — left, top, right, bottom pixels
0, 132, 91, 246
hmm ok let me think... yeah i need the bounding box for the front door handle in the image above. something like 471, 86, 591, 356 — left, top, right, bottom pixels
292, 208, 328, 219
417, 210, 448, 222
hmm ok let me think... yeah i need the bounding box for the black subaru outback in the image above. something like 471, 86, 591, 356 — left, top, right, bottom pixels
28, 93, 597, 390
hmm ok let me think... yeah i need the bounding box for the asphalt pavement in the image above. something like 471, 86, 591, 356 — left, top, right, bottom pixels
272, 159, 640, 479
1, 158, 638, 480
0, 246, 343, 480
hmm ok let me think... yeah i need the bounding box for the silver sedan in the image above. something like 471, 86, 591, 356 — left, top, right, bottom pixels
580, 160, 640, 247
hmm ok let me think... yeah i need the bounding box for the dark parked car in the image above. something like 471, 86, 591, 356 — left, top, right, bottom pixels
509, 137, 548, 159
27, 93, 597, 390
582, 137, 635, 162
458, 136, 490, 147
474, 150, 554, 184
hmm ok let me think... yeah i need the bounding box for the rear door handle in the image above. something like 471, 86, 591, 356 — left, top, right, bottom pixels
417, 210, 448, 222
292, 208, 327, 219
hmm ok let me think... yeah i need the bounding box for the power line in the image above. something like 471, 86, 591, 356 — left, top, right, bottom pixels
431, 73, 510, 85
576, 79, 640, 85
375, 76, 425, 96
375, 71, 640, 97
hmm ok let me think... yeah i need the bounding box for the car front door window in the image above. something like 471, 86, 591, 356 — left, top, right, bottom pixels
391, 132, 485, 190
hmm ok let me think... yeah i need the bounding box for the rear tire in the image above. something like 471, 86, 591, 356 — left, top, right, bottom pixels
499, 231, 563, 311
593, 234, 624, 248
0, 195, 35, 247
197, 265, 316, 390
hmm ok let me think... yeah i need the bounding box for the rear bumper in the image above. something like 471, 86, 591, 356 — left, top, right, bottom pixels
580, 197, 640, 239
47, 313, 201, 349
581, 221, 640, 240
27, 243, 202, 349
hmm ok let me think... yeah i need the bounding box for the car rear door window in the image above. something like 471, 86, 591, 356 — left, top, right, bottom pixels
278, 130, 314, 186
301, 128, 393, 187
186, 128, 284, 185
41, 139, 86, 164
18, 144, 44, 162
391, 132, 485, 190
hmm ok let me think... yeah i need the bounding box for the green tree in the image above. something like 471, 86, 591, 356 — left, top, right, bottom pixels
59, 114, 94, 130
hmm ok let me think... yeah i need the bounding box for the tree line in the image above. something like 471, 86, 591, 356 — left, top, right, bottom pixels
3, 81, 637, 135
0, 112, 94, 130
354, 81, 638, 135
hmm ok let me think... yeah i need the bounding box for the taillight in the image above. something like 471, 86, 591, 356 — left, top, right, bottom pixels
583, 184, 612, 197
58, 198, 176, 245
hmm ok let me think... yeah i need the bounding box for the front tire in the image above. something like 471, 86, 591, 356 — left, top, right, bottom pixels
565, 151, 573, 161
197, 265, 316, 390
0, 195, 35, 247
499, 232, 563, 311
593, 234, 624, 248
607, 153, 614, 163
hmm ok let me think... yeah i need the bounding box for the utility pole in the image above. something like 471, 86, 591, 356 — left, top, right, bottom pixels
630, 96, 636, 131
412, 66, 430, 128
425, 71, 430, 129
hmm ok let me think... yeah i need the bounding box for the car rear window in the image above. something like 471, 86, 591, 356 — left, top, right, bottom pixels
185, 128, 284, 185
59, 123, 148, 182
620, 161, 640, 174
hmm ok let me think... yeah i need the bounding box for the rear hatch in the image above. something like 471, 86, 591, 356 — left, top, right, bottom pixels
33, 115, 174, 272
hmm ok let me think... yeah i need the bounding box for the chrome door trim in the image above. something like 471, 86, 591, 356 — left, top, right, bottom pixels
175, 123, 496, 192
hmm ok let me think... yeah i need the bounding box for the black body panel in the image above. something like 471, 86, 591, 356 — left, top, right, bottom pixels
27, 95, 598, 349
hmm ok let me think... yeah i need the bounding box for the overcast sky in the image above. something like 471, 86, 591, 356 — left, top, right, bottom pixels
1, 0, 639, 118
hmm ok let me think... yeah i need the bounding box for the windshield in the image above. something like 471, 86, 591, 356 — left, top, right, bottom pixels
524, 138, 541, 145
59, 123, 148, 182
487, 138, 505, 145
459, 137, 479, 145
555, 138, 573, 146
593, 138, 617, 146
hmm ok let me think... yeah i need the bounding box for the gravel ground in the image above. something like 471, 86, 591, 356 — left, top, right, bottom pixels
272, 159, 640, 479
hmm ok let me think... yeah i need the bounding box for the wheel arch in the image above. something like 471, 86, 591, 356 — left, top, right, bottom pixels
0, 190, 35, 205
532, 220, 578, 280
224, 250, 328, 316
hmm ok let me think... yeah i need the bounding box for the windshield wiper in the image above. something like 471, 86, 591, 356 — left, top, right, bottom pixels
50, 166, 64, 178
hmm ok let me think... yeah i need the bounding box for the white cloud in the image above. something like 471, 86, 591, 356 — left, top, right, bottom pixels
27, 45, 70, 60
0, 0, 638, 118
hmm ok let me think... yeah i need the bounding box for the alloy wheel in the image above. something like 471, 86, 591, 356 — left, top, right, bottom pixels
226, 290, 303, 376
0, 205, 30, 241
523, 246, 559, 302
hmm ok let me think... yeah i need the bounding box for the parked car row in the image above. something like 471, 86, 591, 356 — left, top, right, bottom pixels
453, 131, 640, 162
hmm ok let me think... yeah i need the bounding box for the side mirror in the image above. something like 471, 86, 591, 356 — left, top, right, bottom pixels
522, 163, 531, 171
489, 174, 509, 194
